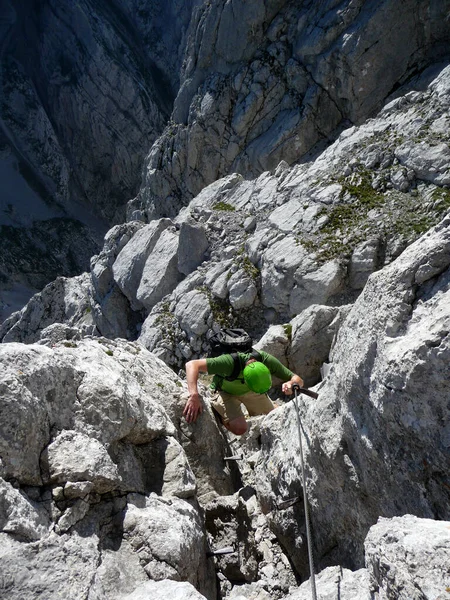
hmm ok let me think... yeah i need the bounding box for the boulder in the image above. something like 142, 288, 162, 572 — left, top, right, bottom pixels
0, 338, 221, 599
254, 215, 450, 577
43, 430, 121, 494
136, 228, 183, 311
123, 579, 208, 600
112, 219, 173, 310
123, 493, 208, 586
178, 221, 210, 275
365, 515, 450, 600
288, 304, 351, 386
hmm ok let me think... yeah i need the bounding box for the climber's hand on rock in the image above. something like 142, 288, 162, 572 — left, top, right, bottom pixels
183, 393, 203, 423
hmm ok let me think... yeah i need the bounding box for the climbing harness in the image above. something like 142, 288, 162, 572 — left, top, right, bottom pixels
293, 383, 318, 600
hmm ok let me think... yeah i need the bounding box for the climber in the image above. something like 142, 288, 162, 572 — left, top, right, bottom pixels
183, 351, 304, 435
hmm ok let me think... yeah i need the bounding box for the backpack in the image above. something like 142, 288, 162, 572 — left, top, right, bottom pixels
207, 328, 262, 383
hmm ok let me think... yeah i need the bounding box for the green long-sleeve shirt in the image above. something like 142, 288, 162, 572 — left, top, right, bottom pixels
206, 351, 293, 395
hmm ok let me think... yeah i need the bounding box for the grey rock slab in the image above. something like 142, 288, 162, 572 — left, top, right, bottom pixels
349, 238, 383, 290
91, 222, 145, 298
289, 260, 346, 317
288, 304, 345, 387
162, 391, 235, 504
254, 324, 290, 368
228, 270, 258, 310
89, 284, 134, 340
0, 478, 50, 541
117, 436, 197, 500
112, 219, 173, 310
43, 430, 120, 493
178, 220, 210, 276
0, 344, 52, 484
158, 436, 197, 499
55, 497, 91, 533
261, 236, 312, 315
174, 289, 211, 336
123, 493, 207, 587
365, 515, 450, 600
136, 228, 182, 311
0, 531, 100, 600
227, 581, 272, 600
210, 268, 232, 300
285, 566, 371, 600
122, 579, 208, 600
395, 141, 450, 186
254, 215, 450, 576
87, 542, 148, 600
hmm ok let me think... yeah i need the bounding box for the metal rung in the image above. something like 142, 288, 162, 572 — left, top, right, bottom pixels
224, 454, 243, 461
207, 546, 235, 557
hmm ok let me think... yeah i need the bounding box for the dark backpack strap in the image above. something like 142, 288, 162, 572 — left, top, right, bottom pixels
225, 349, 262, 382
214, 353, 243, 389
249, 349, 262, 362
227, 352, 244, 381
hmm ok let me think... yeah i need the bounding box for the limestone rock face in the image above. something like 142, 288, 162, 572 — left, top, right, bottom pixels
284, 567, 371, 600
0, 0, 199, 317
254, 215, 450, 578
5, 64, 450, 373
132, 0, 450, 219
0, 274, 95, 344
130, 63, 450, 368
1, 251, 449, 598
0, 337, 229, 599
123, 579, 208, 600
3, 3, 450, 598
365, 515, 450, 600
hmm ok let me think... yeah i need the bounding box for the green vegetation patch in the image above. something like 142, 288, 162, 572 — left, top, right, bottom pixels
213, 201, 236, 211
297, 167, 450, 262
63, 342, 78, 348
283, 323, 292, 341
301, 170, 385, 261
197, 286, 233, 327
234, 246, 260, 281
154, 301, 178, 344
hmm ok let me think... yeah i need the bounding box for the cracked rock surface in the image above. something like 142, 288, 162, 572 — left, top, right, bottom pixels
131, 0, 450, 220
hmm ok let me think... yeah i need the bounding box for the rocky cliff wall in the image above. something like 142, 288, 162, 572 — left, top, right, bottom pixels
0, 0, 200, 319
0, 216, 449, 598
1, 2, 450, 598
6, 62, 449, 365
130, 0, 450, 220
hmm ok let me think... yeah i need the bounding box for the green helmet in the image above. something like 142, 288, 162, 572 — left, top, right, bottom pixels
243, 361, 272, 394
